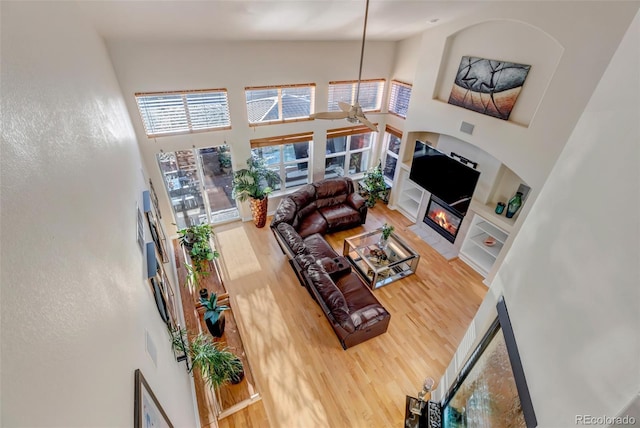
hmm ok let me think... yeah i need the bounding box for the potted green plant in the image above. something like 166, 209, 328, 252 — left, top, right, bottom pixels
200, 292, 229, 338
231, 155, 281, 228
381, 223, 394, 241
218, 146, 232, 174
177, 224, 219, 288
169, 327, 244, 388
362, 161, 388, 208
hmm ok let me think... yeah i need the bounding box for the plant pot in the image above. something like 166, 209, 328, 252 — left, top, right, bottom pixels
250, 197, 269, 228
199, 289, 209, 300
230, 358, 245, 385
205, 313, 226, 338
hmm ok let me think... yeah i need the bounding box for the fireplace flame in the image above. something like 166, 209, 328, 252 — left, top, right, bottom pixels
432, 210, 457, 233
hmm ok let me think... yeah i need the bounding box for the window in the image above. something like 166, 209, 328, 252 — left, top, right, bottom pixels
250, 132, 312, 189
325, 125, 377, 179
245, 83, 315, 125
157, 145, 238, 229
388, 80, 412, 118
382, 125, 402, 182
136, 89, 231, 137
327, 79, 385, 112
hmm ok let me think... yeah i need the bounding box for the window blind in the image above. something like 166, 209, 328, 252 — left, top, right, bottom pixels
135, 89, 231, 137
388, 80, 412, 118
385, 124, 403, 139
327, 125, 377, 139
328, 79, 385, 112
250, 131, 314, 148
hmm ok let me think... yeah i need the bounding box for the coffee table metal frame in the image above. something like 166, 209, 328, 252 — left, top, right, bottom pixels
343, 228, 420, 289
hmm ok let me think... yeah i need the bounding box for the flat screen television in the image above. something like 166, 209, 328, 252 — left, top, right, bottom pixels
409, 141, 480, 215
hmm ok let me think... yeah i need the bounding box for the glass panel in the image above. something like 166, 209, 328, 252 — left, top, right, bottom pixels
328, 83, 354, 111
252, 146, 280, 166
383, 156, 397, 180
356, 81, 383, 111
281, 87, 312, 119
198, 145, 238, 224
325, 155, 346, 178
326, 136, 347, 154
349, 133, 372, 151
389, 83, 412, 117
246, 88, 278, 123
285, 162, 309, 188
186, 92, 231, 130
348, 151, 369, 175
157, 150, 206, 229
388, 134, 401, 155
283, 141, 309, 162
269, 167, 282, 191
137, 94, 189, 135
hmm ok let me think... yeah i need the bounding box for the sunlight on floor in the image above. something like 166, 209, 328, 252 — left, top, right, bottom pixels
235, 287, 330, 427
216, 227, 262, 280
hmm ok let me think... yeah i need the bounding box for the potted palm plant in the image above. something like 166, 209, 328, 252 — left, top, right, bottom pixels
169, 327, 244, 388
200, 292, 229, 338
232, 155, 281, 228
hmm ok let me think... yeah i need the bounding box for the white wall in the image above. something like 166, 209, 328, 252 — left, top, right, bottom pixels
106, 39, 396, 231
406, 2, 639, 193
0, 2, 197, 427
436, 9, 640, 426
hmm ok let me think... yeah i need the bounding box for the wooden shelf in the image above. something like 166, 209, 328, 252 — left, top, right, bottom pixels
173, 239, 261, 424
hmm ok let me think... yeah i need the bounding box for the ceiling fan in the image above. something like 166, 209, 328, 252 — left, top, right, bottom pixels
311, 0, 378, 133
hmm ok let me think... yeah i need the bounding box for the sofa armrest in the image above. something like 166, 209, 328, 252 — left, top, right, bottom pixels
346, 192, 368, 224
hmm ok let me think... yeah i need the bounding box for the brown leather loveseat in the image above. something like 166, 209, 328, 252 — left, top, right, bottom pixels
271, 177, 390, 349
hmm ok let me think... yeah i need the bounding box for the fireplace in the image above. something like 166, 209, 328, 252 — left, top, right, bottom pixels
423, 195, 464, 243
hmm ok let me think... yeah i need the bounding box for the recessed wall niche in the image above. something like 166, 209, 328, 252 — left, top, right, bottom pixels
433, 19, 564, 127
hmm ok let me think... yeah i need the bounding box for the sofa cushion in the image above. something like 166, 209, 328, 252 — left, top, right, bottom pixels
289, 184, 316, 208
306, 264, 355, 333
270, 197, 297, 227
314, 178, 350, 209
335, 273, 382, 312
303, 233, 338, 259
276, 223, 308, 255
294, 253, 317, 271
297, 201, 318, 221
350, 304, 390, 330
319, 204, 362, 230
297, 211, 328, 238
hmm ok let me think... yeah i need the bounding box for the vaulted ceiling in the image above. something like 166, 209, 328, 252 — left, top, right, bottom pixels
77, 0, 487, 42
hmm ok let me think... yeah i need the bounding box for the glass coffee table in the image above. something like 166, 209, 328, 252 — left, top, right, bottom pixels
343, 228, 420, 289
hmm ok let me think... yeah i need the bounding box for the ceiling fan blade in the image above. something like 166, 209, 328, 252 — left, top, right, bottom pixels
357, 115, 378, 133
311, 111, 350, 120
338, 101, 353, 113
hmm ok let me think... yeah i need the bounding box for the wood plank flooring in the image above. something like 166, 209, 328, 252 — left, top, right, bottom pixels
212, 203, 487, 428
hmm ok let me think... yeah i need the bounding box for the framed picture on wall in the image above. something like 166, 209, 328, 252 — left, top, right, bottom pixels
134, 369, 173, 428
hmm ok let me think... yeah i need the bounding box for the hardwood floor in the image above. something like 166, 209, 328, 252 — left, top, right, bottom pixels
213, 203, 487, 428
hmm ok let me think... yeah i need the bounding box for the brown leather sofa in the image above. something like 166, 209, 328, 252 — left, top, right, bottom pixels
270, 177, 390, 349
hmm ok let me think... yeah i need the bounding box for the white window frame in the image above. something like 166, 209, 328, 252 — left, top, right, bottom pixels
135, 89, 231, 138
327, 79, 385, 112
388, 80, 412, 119
325, 126, 377, 179
245, 83, 316, 126
250, 133, 313, 191
382, 125, 402, 184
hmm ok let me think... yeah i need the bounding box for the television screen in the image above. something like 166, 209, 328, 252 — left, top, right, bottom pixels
409, 141, 480, 215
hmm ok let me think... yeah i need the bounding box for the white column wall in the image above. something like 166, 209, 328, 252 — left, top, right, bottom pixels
0, 2, 197, 427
